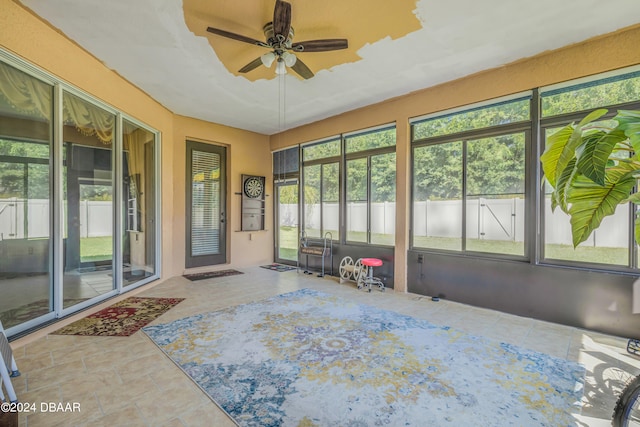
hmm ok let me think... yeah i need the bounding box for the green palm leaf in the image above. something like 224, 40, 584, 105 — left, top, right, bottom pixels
541, 124, 574, 188
616, 110, 640, 151
575, 129, 626, 186
627, 192, 640, 244
554, 158, 576, 213
566, 163, 637, 247
541, 109, 607, 189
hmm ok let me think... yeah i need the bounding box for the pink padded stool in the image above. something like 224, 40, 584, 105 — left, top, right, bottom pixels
357, 258, 385, 292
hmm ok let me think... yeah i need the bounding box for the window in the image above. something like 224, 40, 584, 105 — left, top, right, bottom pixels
303, 139, 340, 161
540, 72, 640, 268
412, 142, 463, 251
303, 164, 321, 238
541, 71, 640, 117
322, 163, 340, 238
413, 98, 530, 140
345, 127, 396, 153
344, 126, 396, 245
411, 96, 530, 257
465, 133, 525, 256
302, 138, 340, 239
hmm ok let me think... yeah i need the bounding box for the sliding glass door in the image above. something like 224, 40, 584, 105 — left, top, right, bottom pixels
0, 55, 160, 337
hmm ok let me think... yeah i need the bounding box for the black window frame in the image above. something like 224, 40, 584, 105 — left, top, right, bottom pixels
343, 138, 397, 247
410, 95, 533, 262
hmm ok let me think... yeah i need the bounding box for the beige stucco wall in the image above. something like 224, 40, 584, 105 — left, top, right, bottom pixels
270, 23, 640, 291
1, 0, 273, 279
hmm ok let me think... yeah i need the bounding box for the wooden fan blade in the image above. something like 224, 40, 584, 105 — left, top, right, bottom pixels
206, 27, 268, 48
291, 58, 314, 79
273, 0, 292, 41
291, 39, 349, 52
238, 57, 264, 74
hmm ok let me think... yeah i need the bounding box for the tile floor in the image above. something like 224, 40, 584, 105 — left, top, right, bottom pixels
6, 267, 640, 426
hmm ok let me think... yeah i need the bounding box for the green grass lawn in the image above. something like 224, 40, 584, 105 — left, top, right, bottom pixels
86, 227, 628, 267
281, 227, 626, 266
278, 226, 298, 261
413, 236, 627, 265
81, 236, 113, 262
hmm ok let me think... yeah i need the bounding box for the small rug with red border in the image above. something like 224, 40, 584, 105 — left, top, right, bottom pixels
52, 297, 184, 337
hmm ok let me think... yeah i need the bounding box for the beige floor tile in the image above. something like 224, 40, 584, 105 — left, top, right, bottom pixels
19, 384, 63, 408
81, 346, 142, 372
179, 403, 237, 427
50, 341, 107, 366
59, 370, 125, 404
25, 392, 102, 427
90, 404, 148, 427
134, 385, 202, 425
95, 374, 159, 414
116, 352, 174, 379
24, 335, 77, 357
26, 359, 87, 391
14, 352, 54, 373
159, 417, 187, 427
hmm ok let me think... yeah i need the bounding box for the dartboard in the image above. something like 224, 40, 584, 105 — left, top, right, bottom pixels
244, 176, 264, 198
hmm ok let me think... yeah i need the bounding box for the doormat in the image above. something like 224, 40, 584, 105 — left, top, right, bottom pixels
183, 269, 243, 281
260, 263, 296, 272
52, 296, 184, 337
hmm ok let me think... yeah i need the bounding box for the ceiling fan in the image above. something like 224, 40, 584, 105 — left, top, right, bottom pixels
206, 0, 348, 79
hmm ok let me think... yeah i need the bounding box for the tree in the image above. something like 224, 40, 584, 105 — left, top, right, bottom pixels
0, 139, 50, 199
412, 99, 528, 201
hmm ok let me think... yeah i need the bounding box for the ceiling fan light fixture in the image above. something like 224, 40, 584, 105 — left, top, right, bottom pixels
206, 0, 346, 79
260, 51, 276, 68
282, 51, 297, 67
275, 58, 287, 75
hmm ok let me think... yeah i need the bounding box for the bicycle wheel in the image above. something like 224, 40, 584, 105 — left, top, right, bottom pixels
613, 375, 640, 426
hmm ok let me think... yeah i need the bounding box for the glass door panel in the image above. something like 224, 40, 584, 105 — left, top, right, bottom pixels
276, 181, 298, 263
62, 91, 115, 308
186, 141, 226, 268
0, 61, 54, 330
122, 120, 156, 287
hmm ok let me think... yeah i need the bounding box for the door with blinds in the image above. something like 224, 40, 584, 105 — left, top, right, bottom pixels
186, 141, 226, 267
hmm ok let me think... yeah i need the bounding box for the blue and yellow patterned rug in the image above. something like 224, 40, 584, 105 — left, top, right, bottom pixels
143, 289, 584, 426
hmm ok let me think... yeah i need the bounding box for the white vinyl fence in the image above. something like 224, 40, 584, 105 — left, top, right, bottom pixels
281, 197, 629, 248
2, 197, 627, 247
0, 198, 112, 240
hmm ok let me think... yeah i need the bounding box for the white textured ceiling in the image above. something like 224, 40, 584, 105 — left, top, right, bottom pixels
19, 0, 640, 135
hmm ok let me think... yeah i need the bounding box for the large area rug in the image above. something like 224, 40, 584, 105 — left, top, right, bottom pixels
143, 289, 584, 426
53, 296, 184, 337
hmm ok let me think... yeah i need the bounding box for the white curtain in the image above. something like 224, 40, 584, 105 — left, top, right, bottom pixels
0, 61, 114, 144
